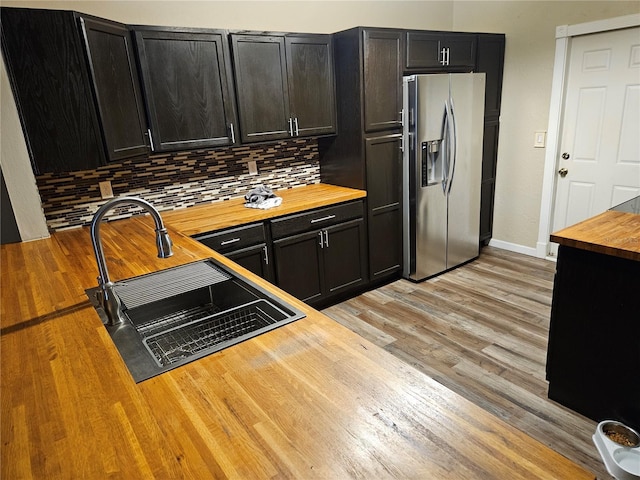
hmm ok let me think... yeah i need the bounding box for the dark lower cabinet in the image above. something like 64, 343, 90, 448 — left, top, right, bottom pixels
271, 201, 367, 307
273, 230, 324, 304
193, 223, 274, 282
273, 218, 367, 307
546, 245, 640, 431
365, 133, 403, 280
226, 244, 274, 283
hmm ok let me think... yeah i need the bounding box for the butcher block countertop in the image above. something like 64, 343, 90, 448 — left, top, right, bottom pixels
1, 188, 594, 479
161, 183, 367, 236
550, 209, 640, 261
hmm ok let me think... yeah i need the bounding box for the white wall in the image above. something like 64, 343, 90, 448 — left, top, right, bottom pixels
453, 0, 640, 251
2, 0, 639, 247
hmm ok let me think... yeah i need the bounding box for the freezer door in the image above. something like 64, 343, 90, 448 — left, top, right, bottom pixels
446, 73, 485, 269
409, 75, 450, 280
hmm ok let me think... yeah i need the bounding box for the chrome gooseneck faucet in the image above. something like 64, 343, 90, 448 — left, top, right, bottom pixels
90, 197, 173, 326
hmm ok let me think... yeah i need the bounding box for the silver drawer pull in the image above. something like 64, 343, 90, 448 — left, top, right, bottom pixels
220, 238, 241, 246
310, 214, 336, 224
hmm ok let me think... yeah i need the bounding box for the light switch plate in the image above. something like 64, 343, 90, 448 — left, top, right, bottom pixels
99, 180, 114, 199
248, 160, 258, 175
534, 131, 546, 148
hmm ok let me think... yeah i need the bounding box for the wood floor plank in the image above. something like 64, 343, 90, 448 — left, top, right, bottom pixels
323, 246, 611, 479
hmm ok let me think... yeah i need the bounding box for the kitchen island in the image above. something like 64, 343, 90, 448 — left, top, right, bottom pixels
1, 185, 594, 478
547, 197, 640, 431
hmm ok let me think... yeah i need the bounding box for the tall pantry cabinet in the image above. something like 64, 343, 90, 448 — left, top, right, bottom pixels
320, 28, 404, 284
321, 28, 505, 285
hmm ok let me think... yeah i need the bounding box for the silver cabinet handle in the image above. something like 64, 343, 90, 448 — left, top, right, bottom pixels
229, 123, 236, 144
318, 231, 324, 248
294, 117, 299, 136
440, 47, 450, 66
147, 128, 155, 152
324, 230, 329, 248
263, 245, 269, 265
310, 214, 336, 224
220, 238, 241, 246
288, 118, 294, 136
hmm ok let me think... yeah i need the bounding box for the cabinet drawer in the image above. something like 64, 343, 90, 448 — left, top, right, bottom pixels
271, 201, 364, 239
193, 223, 266, 253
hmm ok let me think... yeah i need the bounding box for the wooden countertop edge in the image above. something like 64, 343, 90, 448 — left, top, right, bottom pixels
161, 183, 367, 236
550, 210, 640, 261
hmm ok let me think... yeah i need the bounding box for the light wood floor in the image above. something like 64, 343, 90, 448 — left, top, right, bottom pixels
323, 246, 611, 480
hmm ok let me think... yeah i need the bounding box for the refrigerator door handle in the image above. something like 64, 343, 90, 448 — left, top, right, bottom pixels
440, 102, 449, 194
446, 97, 457, 195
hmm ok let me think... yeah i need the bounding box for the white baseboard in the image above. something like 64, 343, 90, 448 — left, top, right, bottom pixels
487, 238, 539, 258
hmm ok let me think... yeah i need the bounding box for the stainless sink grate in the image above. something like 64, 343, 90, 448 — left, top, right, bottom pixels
113, 261, 230, 310
143, 300, 279, 367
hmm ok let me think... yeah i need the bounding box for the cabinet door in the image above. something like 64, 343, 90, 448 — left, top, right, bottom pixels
231, 34, 291, 143
79, 16, 149, 162
0, 8, 105, 173
365, 133, 403, 280
362, 29, 403, 132
323, 219, 367, 297
134, 28, 237, 152
273, 230, 323, 303
227, 244, 275, 283
285, 35, 336, 137
476, 34, 505, 118
405, 32, 476, 71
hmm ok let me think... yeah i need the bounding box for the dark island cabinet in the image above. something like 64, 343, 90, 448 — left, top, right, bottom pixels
271, 201, 367, 307
133, 27, 238, 152
405, 31, 476, 72
231, 33, 336, 143
1, 8, 106, 173
546, 246, 640, 430
79, 15, 149, 162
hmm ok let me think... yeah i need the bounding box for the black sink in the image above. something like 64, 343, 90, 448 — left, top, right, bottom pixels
86, 259, 305, 382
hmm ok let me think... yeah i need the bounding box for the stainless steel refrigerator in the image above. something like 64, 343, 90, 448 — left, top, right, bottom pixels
402, 73, 485, 281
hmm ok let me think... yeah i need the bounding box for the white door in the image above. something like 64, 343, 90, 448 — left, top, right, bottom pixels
551, 27, 640, 239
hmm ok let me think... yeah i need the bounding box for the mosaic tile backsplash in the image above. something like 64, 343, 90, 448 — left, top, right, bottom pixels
36, 138, 320, 231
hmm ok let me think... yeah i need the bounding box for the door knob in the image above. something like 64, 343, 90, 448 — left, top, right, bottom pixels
562, 152, 570, 160
558, 168, 568, 177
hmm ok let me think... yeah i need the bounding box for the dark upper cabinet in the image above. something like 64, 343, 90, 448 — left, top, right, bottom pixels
1, 7, 106, 173
231, 34, 290, 143
476, 34, 505, 118
286, 35, 337, 137
405, 31, 476, 71
363, 29, 403, 132
133, 27, 238, 152
231, 33, 336, 143
79, 15, 149, 162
